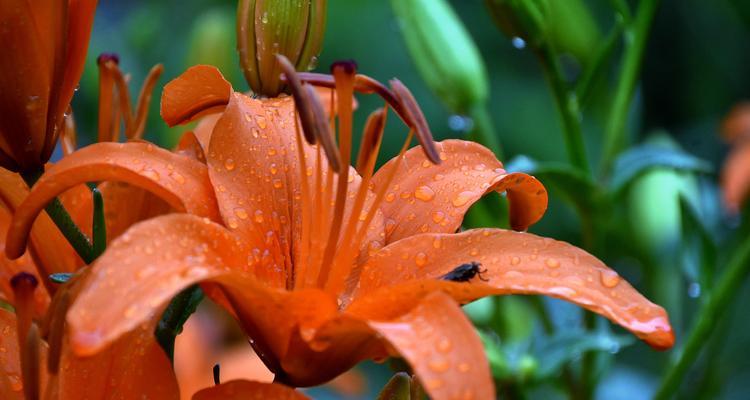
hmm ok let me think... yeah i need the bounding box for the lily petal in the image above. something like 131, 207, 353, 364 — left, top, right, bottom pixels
368, 291, 494, 400
372, 139, 547, 242
192, 380, 310, 400
161, 65, 232, 127
353, 228, 674, 350
5, 141, 220, 259
57, 325, 180, 399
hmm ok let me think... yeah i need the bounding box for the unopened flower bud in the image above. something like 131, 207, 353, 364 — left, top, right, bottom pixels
484, 0, 550, 47
237, 0, 327, 97
391, 0, 488, 113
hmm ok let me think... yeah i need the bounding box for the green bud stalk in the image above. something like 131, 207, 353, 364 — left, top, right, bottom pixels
237, 0, 326, 97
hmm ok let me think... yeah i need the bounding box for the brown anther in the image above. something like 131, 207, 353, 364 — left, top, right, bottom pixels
305, 85, 342, 172
389, 79, 440, 164
331, 60, 358, 74
11, 271, 39, 292
356, 107, 387, 173
276, 54, 317, 145
96, 52, 119, 66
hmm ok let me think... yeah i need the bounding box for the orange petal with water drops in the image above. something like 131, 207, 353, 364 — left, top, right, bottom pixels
56, 324, 180, 400
66, 213, 337, 368
4, 141, 220, 260
721, 142, 750, 214
372, 139, 547, 243
353, 228, 674, 350
161, 65, 232, 127
193, 380, 310, 400
368, 291, 494, 400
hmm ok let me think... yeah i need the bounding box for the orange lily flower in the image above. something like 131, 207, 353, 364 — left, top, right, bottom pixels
5, 59, 673, 399
0, 0, 97, 173
720, 102, 750, 213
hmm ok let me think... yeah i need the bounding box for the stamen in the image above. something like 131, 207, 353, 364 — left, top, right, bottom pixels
324, 108, 387, 295
340, 130, 415, 301
389, 79, 440, 164
130, 64, 164, 140
60, 107, 76, 155
292, 110, 313, 290
45, 288, 70, 374
97, 54, 117, 143
304, 85, 342, 172
11, 272, 38, 354
355, 107, 387, 173
213, 363, 221, 385
276, 54, 317, 144
21, 324, 40, 400
317, 62, 357, 289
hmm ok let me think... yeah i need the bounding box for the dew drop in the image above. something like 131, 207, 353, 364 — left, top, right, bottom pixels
385, 193, 396, 203
224, 158, 236, 171
437, 338, 452, 352
143, 170, 159, 181
273, 179, 283, 188
171, 172, 185, 184
254, 210, 265, 223
415, 252, 428, 267
227, 217, 239, 229
234, 208, 248, 220
458, 362, 471, 372
432, 211, 445, 223
414, 185, 435, 202
428, 358, 450, 373
433, 173, 445, 181
600, 269, 621, 288
545, 258, 560, 268
511, 256, 520, 265
432, 237, 442, 249
255, 115, 268, 128
452, 191, 474, 207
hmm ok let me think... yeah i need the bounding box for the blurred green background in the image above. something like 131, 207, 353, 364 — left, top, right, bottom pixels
69, 0, 750, 399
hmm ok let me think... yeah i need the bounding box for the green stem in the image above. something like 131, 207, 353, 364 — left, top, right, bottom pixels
467, 103, 503, 159
154, 285, 204, 362
600, 0, 662, 174
91, 187, 107, 259
653, 235, 750, 400
535, 45, 591, 176
20, 170, 96, 264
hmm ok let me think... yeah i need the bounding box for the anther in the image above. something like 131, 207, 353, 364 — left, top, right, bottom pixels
331, 60, 358, 74
96, 52, 120, 65
389, 79, 441, 164
276, 54, 317, 145
304, 85, 342, 172
213, 363, 221, 385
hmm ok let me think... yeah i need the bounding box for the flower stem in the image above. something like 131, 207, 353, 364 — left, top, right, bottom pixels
467, 103, 504, 159
535, 45, 591, 176
154, 284, 204, 362
91, 187, 107, 259
653, 234, 750, 400
20, 170, 96, 264
599, 0, 662, 174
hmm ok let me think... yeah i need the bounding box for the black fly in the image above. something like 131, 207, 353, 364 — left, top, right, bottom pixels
439, 261, 489, 282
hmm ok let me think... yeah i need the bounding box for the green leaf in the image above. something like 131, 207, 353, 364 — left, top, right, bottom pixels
506, 155, 598, 210
91, 187, 107, 259
154, 285, 204, 362
533, 329, 635, 379
609, 144, 712, 194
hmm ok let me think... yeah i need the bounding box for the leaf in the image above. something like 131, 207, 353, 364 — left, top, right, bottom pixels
505, 155, 598, 210
532, 329, 635, 379
155, 285, 205, 362
609, 144, 712, 194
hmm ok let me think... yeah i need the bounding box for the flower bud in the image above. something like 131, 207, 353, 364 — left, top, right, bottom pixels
484, 0, 550, 47
391, 0, 488, 113
0, 0, 97, 173
237, 0, 327, 97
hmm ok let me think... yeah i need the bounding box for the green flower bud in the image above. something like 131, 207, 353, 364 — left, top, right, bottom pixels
237, 0, 327, 97
376, 372, 412, 400
484, 0, 550, 47
391, 0, 488, 113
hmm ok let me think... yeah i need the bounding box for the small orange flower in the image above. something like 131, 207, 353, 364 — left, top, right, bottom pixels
0, 0, 97, 173
6, 59, 673, 399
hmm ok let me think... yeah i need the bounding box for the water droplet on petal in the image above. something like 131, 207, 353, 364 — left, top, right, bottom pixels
224, 158, 236, 171
511, 256, 520, 265
415, 252, 428, 267
432, 211, 445, 223
428, 358, 450, 372
254, 210, 265, 223
545, 258, 560, 268
227, 217, 239, 229
414, 185, 435, 202
385, 193, 396, 202
600, 269, 621, 288
437, 338, 452, 352
234, 208, 248, 219
452, 191, 475, 207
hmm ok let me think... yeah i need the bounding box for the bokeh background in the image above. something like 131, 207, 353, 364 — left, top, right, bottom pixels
68, 0, 750, 398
